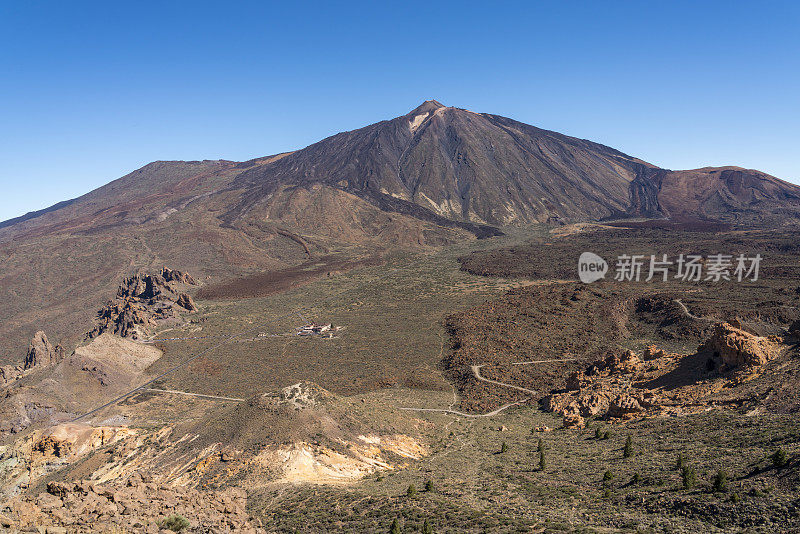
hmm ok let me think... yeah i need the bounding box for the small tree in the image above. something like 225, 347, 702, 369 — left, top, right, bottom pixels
681, 465, 697, 489
537, 438, 544, 452
422, 518, 433, 534
500, 441, 508, 453
623, 435, 633, 459
675, 452, 686, 470
772, 449, 788, 468
602, 470, 614, 487
539, 448, 546, 471
595, 427, 603, 440
712, 469, 729, 493
424, 480, 434, 492
390, 518, 401, 534
631, 472, 641, 485
406, 484, 417, 498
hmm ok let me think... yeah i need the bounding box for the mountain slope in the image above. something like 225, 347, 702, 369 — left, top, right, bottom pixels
1, 100, 799, 361
229, 100, 654, 226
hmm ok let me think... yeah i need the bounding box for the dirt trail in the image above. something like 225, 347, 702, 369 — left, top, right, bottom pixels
142, 388, 245, 402
401, 359, 575, 417
674, 298, 713, 322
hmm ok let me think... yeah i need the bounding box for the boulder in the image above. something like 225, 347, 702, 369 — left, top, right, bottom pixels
642, 345, 666, 360
175, 293, 197, 311
565, 370, 590, 391
699, 322, 779, 368
607, 394, 644, 418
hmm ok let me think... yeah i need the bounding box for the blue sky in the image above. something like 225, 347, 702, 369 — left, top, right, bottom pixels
1, 1, 798, 222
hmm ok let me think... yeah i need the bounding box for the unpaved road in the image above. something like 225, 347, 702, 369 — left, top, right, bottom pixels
142, 388, 245, 402
401, 359, 576, 417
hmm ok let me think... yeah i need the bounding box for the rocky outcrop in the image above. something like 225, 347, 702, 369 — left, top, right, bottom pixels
0, 365, 23, 387
699, 322, 779, 368
1, 332, 66, 388
161, 267, 197, 285
543, 349, 658, 427
87, 268, 198, 340
176, 293, 197, 311
0, 478, 265, 533
24, 331, 65, 370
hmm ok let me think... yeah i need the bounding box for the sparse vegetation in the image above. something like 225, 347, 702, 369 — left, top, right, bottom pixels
161, 514, 190, 532
682, 465, 697, 489
406, 484, 417, 498
712, 469, 729, 493
772, 448, 788, 468
676, 452, 686, 470
623, 435, 633, 458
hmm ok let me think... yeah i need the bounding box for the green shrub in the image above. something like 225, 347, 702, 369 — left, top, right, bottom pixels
623, 435, 633, 458
406, 484, 417, 498
772, 449, 788, 468
682, 465, 697, 489
602, 470, 614, 487
712, 469, 729, 493
390, 518, 401, 534
424, 480, 434, 492
422, 518, 433, 534
539, 448, 546, 471
675, 452, 686, 470
161, 514, 190, 532
500, 441, 508, 453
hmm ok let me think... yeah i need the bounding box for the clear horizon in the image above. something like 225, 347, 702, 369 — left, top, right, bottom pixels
1, 1, 798, 222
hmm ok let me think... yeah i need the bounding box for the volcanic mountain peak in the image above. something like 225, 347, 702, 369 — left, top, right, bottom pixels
408, 99, 446, 115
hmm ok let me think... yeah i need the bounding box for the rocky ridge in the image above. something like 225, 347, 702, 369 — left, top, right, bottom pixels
86, 268, 198, 340
544, 324, 785, 428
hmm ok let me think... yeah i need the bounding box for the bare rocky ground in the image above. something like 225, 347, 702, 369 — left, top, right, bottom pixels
1, 226, 800, 532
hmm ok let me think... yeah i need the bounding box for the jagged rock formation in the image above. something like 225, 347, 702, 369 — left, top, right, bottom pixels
543, 350, 658, 428
87, 268, 198, 340
544, 323, 789, 428
698, 322, 780, 368
175, 293, 197, 311
1, 332, 64, 388
24, 331, 65, 370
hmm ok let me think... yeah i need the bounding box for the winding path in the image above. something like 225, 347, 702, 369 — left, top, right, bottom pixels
400, 359, 576, 418
674, 298, 713, 322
